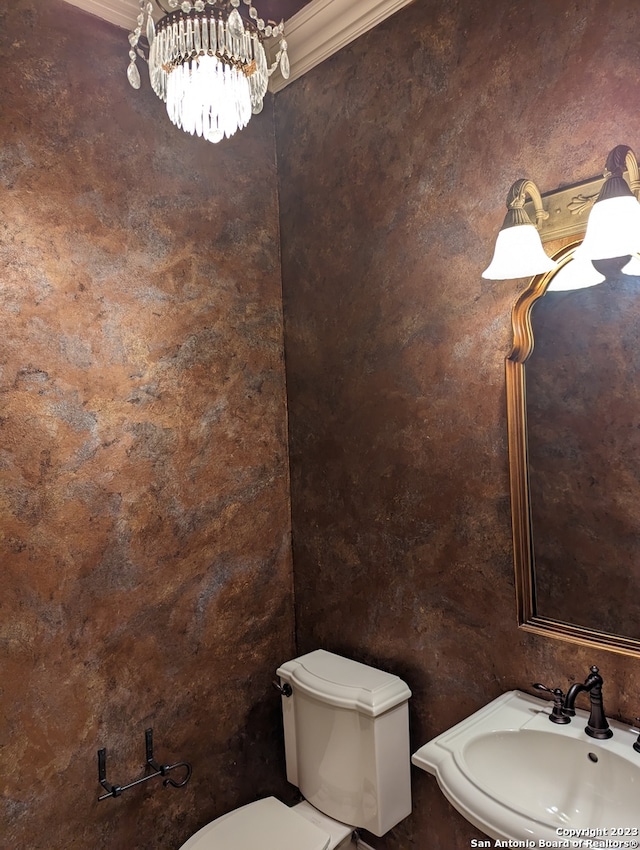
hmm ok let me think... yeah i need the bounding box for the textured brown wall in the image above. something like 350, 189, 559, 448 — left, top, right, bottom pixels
0, 2, 294, 848
275, 0, 640, 847
6, 0, 640, 848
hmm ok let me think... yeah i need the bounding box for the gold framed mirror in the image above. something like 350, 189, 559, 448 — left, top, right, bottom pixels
506, 241, 640, 657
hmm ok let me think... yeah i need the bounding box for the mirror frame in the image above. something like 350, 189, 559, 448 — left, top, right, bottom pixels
506, 240, 640, 658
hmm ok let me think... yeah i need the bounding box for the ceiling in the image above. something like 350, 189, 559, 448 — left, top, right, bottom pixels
61, 0, 415, 91
257, 1, 310, 20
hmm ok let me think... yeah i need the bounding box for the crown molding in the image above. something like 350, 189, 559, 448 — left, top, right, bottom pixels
63, 0, 141, 31
63, 0, 415, 90
267, 0, 415, 92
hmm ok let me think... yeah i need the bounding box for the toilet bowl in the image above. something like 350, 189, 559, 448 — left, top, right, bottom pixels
178, 650, 412, 849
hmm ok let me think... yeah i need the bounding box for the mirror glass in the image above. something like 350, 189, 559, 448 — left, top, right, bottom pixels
507, 245, 640, 655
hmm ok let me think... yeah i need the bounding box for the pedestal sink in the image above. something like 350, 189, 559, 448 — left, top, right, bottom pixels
412, 690, 640, 842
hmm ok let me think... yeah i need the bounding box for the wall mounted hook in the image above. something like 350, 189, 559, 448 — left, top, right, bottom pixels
97, 728, 192, 801
145, 727, 191, 787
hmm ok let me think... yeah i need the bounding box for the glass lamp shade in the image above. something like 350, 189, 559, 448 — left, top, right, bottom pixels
622, 254, 640, 276
482, 224, 558, 280
574, 195, 640, 261
545, 257, 605, 291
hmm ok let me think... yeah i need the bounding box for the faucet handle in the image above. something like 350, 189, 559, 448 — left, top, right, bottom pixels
634, 718, 640, 754
532, 682, 556, 694
532, 683, 571, 725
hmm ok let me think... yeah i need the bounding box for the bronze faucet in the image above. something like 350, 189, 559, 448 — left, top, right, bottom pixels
563, 665, 612, 739
534, 665, 612, 739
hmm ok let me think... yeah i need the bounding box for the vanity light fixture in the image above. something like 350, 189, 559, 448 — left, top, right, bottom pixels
483, 145, 640, 283
574, 145, 640, 263
482, 179, 559, 280
127, 0, 289, 144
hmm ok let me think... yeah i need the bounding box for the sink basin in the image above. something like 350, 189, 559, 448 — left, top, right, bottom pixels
412, 690, 640, 841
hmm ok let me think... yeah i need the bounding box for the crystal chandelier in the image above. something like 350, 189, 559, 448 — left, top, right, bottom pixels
127, 0, 289, 144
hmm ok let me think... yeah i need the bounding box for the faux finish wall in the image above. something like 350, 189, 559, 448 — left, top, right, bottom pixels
275, 0, 640, 847
0, 2, 293, 848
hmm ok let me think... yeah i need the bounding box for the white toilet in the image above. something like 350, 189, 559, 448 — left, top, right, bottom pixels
179, 649, 412, 850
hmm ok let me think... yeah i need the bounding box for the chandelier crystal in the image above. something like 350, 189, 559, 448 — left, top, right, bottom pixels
127, 0, 289, 144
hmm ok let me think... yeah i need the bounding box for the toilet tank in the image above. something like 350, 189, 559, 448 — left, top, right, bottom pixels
276, 650, 412, 837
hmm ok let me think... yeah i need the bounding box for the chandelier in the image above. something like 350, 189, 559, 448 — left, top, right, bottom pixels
127, 0, 289, 144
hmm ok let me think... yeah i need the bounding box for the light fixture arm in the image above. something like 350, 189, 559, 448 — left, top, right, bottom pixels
504, 179, 549, 229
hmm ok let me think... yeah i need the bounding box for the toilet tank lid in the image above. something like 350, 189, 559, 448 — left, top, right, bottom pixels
277, 650, 411, 717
